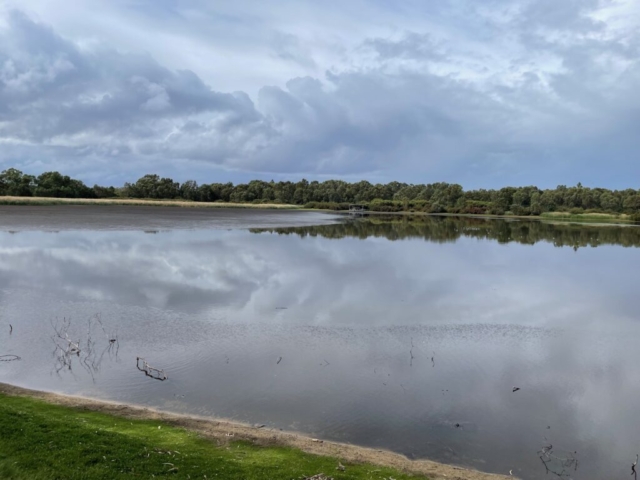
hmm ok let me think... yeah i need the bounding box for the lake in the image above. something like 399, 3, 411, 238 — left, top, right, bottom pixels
2, 206, 640, 479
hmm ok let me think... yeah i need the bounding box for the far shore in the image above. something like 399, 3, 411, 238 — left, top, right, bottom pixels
0, 195, 636, 226
352, 210, 638, 226
0, 195, 302, 209
0, 382, 509, 480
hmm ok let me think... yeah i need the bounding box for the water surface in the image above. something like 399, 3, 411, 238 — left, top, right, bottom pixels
1, 208, 639, 479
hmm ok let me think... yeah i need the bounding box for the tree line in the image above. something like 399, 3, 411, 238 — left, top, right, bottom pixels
1, 168, 640, 219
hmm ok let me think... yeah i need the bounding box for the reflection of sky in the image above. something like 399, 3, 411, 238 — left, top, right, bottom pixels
1, 227, 640, 479
1, 229, 639, 328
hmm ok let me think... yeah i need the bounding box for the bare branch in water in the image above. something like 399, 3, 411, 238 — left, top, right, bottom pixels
136, 356, 168, 381
538, 443, 578, 478
50, 315, 119, 381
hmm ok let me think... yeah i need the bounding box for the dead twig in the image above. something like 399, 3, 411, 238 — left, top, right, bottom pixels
409, 337, 415, 367
50, 315, 119, 381
538, 444, 578, 478
51, 317, 81, 375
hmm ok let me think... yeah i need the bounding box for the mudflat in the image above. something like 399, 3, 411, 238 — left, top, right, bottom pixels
0, 204, 339, 231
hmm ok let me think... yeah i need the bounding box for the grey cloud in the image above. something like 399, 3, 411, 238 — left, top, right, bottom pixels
0, 3, 639, 187
0, 11, 265, 145
363, 32, 444, 61
270, 32, 317, 69
520, 0, 604, 31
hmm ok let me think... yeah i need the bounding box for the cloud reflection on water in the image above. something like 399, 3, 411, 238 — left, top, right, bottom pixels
1, 218, 640, 478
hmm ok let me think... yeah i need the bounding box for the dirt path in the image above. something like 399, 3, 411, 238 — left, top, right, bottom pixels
0, 382, 511, 480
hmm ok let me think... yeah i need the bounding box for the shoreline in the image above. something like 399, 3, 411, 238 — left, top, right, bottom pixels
336, 210, 638, 227
0, 382, 509, 480
0, 196, 302, 209
0, 196, 635, 226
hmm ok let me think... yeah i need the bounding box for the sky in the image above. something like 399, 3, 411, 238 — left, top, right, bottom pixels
0, 0, 639, 189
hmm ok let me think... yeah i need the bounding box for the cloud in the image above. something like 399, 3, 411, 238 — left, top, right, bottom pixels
363, 32, 444, 62
270, 32, 317, 69
0, 2, 639, 187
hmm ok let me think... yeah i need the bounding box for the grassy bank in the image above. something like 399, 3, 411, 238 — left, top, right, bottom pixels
0, 393, 423, 480
0, 196, 301, 209
332, 210, 637, 226
539, 211, 634, 223
0, 384, 506, 480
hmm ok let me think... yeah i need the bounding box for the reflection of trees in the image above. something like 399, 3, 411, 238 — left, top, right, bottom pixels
251, 216, 640, 249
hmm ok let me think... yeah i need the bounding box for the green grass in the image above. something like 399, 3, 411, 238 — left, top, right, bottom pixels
539, 211, 634, 223
0, 394, 424, 480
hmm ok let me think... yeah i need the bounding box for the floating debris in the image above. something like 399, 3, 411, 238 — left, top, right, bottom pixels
136, 357, 168, 381
0, 354, 21, 362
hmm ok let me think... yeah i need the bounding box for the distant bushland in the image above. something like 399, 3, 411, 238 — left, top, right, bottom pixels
1, 168, 640, 221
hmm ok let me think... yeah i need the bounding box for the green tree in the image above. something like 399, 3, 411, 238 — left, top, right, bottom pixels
127, 174, 179, 199
35, 171, 95, 198
179, 180, 199, 201
0, 168, 35, 196
599, 192, 620, 212
623, 194, 640, 213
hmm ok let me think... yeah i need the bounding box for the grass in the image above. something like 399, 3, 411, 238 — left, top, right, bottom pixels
539, 211, 634, 223
0, 196, 301, 209
0, 394, 424, 480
